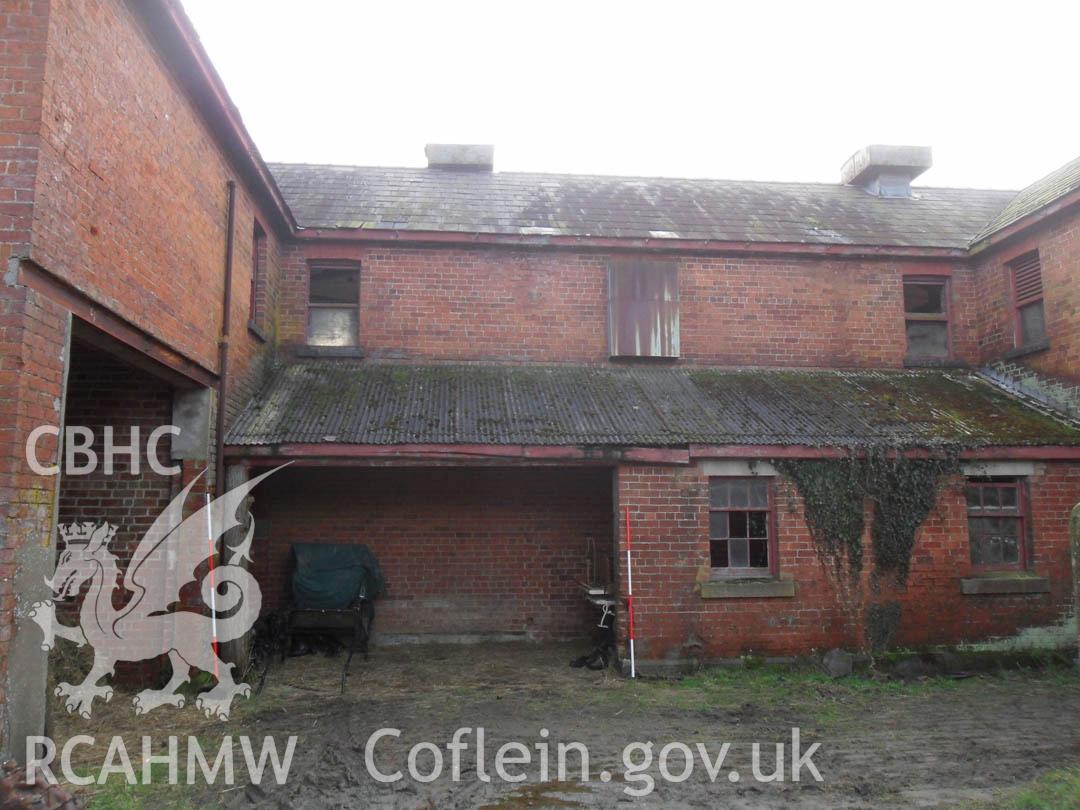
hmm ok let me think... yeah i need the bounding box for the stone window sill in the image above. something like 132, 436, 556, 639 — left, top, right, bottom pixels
959, 573, 1050, 595
902, 357, 969, 369
701, 577, 795, 599
247, 320, 269, 343
1002, 340, 1050, 361
295, 345, 366, 359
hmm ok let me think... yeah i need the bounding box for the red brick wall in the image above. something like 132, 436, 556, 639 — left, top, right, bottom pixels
0, 281, 68, 752
0, 0, 50, 721
52, 340, 197, 682
887, 463, 1078, 647
976, 204, 1080, 380
0, 0, 46, 258
222, 189, 279, 430
0, 0, 287, 746
56, 340, 177, 581
682, 258, 978, 367
974, 207, 1080, 383
251, 466, 614, 641
0, 0, 55, 755
28, 0, 282, 410
615, 462, 1079, 662
280, 244, 974, 367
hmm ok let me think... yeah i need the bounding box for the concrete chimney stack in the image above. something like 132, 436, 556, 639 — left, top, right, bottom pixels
841, 145, 932, 198
425, 144, 494, 171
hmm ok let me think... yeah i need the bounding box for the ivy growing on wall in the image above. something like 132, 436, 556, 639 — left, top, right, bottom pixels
772, 459, 866, 577
774, 450, 960, 585
866, 454, 960, 582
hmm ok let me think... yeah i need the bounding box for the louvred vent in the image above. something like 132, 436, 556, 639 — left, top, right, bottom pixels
1012, 251, 1043, 304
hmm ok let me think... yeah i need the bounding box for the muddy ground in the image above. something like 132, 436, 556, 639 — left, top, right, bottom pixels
51, 642, 1080, 809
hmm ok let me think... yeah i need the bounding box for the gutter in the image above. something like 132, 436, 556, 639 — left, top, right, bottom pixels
216, 181, 237, 496
128, 0, 296, 236
293, 227, 971, 260
969, 187, 1080, 255
221, 442, 1080, 463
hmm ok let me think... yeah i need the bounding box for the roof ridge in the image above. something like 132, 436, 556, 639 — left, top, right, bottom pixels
267, 161, 1018, 194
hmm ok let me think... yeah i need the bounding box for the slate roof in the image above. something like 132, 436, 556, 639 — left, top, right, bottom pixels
268, 163, 1017, 250
974, 154, 1080, 242
225, 361, 1080, 449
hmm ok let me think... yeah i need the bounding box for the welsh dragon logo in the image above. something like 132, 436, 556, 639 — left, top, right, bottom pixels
29, 467, 281, 720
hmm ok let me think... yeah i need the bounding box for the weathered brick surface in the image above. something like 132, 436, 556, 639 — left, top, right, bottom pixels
279, 244, 977, 367
52, 341, 183, 681
0, 0, 46, 255
0, 0, 54, 757
0, 280, 68, 753
0, 0, 282, 751
56, 341, 176, 574
252, 466, 612, 641
615, 463, 1079, 661
0, 0, 1076, 749
974, 207, 1080, 383
30, 0, 282, 383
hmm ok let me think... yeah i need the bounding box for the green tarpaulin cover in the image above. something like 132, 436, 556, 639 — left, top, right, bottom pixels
290, 543, 385, 609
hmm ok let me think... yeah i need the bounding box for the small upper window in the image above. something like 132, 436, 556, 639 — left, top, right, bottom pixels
903, 278, 949, 359
608, 259, 679, 358
307, 264, 359, 347
709, 478, 773, 574
249, 221, 266, 327
1010, 251, 1046, 348
966, 477, 1027, 570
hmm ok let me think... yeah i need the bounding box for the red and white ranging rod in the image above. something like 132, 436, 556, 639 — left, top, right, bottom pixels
205, 492, 220, 680
625, 506, 636, 679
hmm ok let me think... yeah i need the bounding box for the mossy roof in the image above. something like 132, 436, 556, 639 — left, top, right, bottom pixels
268, 163, 1016, 250
225, 361, 1080, 449
974, 154, 1080, 242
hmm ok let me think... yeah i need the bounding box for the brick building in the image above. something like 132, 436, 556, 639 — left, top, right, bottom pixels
3, 0, 1080, 759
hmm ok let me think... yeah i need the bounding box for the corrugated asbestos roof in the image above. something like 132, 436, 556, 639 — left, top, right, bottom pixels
225, 361, 1080, 449
268, 163, 1016, 250
974, 154, 1080, 241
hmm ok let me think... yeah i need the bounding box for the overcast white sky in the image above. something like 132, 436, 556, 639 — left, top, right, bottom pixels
182, 0, 1078, 191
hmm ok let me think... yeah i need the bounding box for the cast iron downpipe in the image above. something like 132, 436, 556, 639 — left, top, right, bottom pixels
215, 180, 237, 497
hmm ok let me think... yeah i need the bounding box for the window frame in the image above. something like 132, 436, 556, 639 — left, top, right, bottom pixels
707, 476, 778, 578
306, 262, 361, 347
249, 220, 267, 329
607, 259, 680, 359
1009, 251, 1047, 349
902, 275, 951, 361
965, 477, 1029, 573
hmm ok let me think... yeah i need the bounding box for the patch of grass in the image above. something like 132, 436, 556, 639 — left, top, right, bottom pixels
1009, 767, 1080, 809
672, 663, 965, 700
956, 765, 1080, 809
583, 663, 979, 730
70, 762, 212, 810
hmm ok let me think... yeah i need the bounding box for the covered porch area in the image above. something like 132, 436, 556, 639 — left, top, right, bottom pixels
222, 360, 699, 650
245, 462, 615, 643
